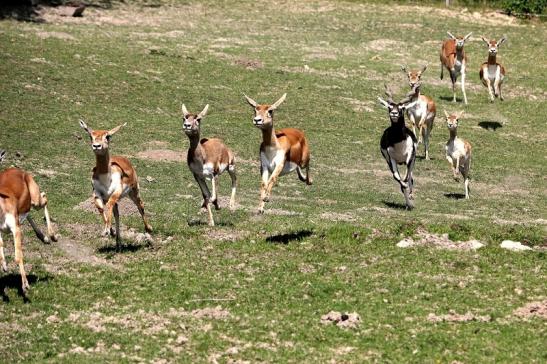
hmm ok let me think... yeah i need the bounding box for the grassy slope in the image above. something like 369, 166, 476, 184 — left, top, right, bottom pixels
0, 0, 546, 362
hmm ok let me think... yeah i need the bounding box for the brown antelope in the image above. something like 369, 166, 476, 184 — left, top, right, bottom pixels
440, 31, 472, 105
401, 65, 437, 160
378, 85, 418, 210
0, 159, 57, 293
479, 36, 506, 102
444, 111, 472, 199
244, 93, 312, 214
79, 120, 152, 249
182, 104, 237, 226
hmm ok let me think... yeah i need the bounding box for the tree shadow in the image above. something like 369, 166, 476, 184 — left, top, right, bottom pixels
97, 241, 150, 254
444, 192, 466, 200
266, 230, 313, 245
478, 121, 503, 131
382, 200, 407, 210
0, 273, 48, 303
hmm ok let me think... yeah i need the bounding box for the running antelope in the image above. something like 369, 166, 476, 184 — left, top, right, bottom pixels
244, 93, 312, 214
479, 36, 506, 102
182, 104, 237, 227
0, 161, 57, 293
444, 111, 472, 199
378, 86, 418, 210
440, 31, 472, 105
79, 120, 152, 249
401, 64, 437, 160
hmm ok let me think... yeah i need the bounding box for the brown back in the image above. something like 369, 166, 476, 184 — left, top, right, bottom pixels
275, 128, 309, 165
0, 168, 32, 213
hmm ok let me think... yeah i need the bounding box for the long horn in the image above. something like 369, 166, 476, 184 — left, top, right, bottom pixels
464, 32, 473, 41
447, 31, 456, 39
269, 93, 287, 111
444, 110, 450, 118
244, 94, 258, 107
181, 103, 189, 116
197, 104, 209, 119
384, 84, 394, 103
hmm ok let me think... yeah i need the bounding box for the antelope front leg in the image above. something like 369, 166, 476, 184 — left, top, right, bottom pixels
0, 233, 7, 272
453, 157, 461, 181
258, 166, 269, 214
409, 114, 418, 143
103, 190, 122, 237
12, 223, 29, 292
386, 152, 408, 189
39, 192, 57, 242
228, 165, 237, 211
264, 161, 285, 202
93, 191, 107, 225
451, 71, 457, 103
194, 174, 214, 226
461, 68, 468, 105
485, 77, 495, 102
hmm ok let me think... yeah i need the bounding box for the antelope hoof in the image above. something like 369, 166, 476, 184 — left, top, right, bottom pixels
257, 208, 265, 215
22, 280, 30, 293
109, 227, 116, 237
262, 195, 270, 203
51, 234, 59, 243
400, 181, 408, 189
212, 200, 220, 210
43, 236, 51, 244
145, 225, 153, 233
1, 261, 7, 272
306, 179, 313, 186
102, 229, 110, 238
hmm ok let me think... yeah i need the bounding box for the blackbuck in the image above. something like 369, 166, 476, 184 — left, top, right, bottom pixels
440, 31, 472, 105
79, 120, 152, 250
378, 86, 418, 210
0, 157, 57, 293
244, 93, 311, 214
479, 36, 507, 102
182, 104, 237, 227
401, 65, 437, 160
444, 111, 472, 199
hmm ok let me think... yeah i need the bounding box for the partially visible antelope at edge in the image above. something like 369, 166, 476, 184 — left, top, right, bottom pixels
401, 64, 437, 160
444, 111, 472, 199
0, 151, 58, 293
378, 85, 418, 210
79, 120, 152, 250
440, 31, 472, 105
479, 35, 507, 102
182, 104, 237, 227
244, 93, 312, 214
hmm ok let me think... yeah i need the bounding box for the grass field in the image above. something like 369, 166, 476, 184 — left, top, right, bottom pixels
0, 1, 546, 362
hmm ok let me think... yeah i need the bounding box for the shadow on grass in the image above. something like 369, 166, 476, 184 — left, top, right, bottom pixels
187, 218, 234, 227
416, 155, 435, 161
97, 241, 150, 254
383, 200, 407, 210
444, 192, 466, 200
478, 121, 503, 131
266, 230, 313, 245
0, 273, 48, 303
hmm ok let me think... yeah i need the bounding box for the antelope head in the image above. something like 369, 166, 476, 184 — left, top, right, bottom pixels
378, 85, 417, 123
401, 64, 428, 88
181, 104, 209, 136
481, 35, 506, 56
444, 110, 464, 130
244, 93, 287, 129
447, 31, 472, 49
79, 119, 126, 155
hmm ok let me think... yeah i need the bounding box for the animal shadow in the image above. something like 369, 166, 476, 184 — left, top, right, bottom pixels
478, 121, 503, 131
266, 230, 313, 245
0, 273, 44, 303
444, 192, 466, 200
97, 241, 149, 254
187, 218, 234, 227
383, 200, 407, 210
439, 95, 462, 102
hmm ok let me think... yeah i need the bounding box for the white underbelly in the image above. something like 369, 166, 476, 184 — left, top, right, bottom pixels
93, 172, 131, 201
0, 212, 16, 232
388, 138, 414, 164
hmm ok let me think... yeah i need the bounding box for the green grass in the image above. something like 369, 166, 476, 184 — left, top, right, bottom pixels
0, 0, 546, 362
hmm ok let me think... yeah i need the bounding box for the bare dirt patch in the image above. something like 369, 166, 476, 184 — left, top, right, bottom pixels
339, 97, 374, 113
321, 311, 361, 329
35, 31, 76, 41
205, 228, 246, 243
234, 58, 263, 69
365, 39, 405, 52
136, 149, 184, 163
513, 300, 547, 320
57, 224, 114, 267
319, 212, 356, 222
397, 228, 484, 250
265, 208, 302, 216
191, 306, 230, 320
74, 197, 139, 216
427, 310, 491, 323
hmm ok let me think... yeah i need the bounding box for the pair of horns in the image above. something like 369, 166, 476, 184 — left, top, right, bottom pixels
79, 119, 127, 136
480, 35, 507, 46
181, 104, 209, 119
447, 31, 473, 41
244, 93, 287, 111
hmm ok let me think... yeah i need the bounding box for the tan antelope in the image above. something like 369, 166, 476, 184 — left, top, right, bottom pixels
479, 36, 507, 102
0, 156, 57, 293
444, 111, 472, 199
244, 93, 312, 214
79, 120, 152, 250
182, 104, 237, 226
401, 65, 437, 160
378, 86, 418, 210
440, 31, 472, 105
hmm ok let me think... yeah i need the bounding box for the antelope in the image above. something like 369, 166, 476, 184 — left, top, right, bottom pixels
0, 158, 57, 293
440, 31, 472, 105
182, 104, 237, 227
244, 93, 312, 214
479, 36, 507, 102
401, 64, 437, 160
79, 120, 152, 250
378, 85, 418, 210
444, 111, 472, 199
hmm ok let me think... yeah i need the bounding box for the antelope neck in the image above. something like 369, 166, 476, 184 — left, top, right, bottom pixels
187, 132, 201, 151
487, 53, 497, 65
95, 152, 111, 175
261, 124, 278, 147
449, 128, 458, 140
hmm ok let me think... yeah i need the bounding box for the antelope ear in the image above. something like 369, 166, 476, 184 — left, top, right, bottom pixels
108, 122, 127, 137
244, 94, 258, 108
444, 110, 450, 119
181, 104, 189, 117
79, 119, 93, 136
401, 65, 408, 73
480, 36, 489, 45
457, 110, 465, 119
447, 31, 456, 39
0, 150, 6, 162
498, 36, 507, 46
378, 97, 389, 109
268, 93, 287, 111
420, 64, 428, 74
197, 104, 209, 119
464, 32, 473, 41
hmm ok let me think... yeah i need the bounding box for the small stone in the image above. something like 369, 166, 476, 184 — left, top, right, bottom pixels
500, 240, 532, 251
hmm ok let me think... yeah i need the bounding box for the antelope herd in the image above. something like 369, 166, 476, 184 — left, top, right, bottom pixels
0, 31, 508, 293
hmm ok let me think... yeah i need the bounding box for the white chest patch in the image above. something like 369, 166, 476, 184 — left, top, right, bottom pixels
93, 172, 131, 201
407, 100, 428, 122
261, 148, 295, 176
388, 137, 415, 164
0, 212, 16, 232
446, 138, 466, 161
